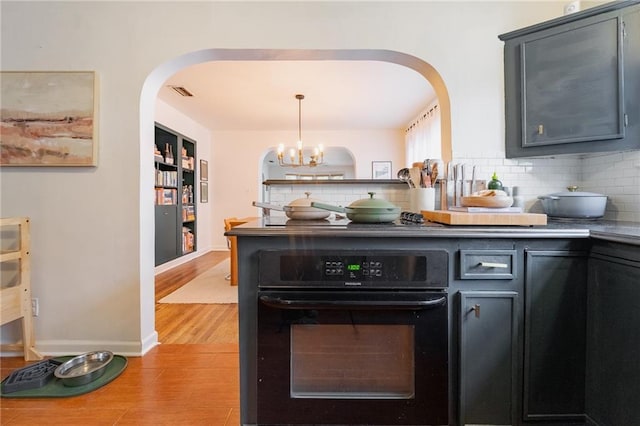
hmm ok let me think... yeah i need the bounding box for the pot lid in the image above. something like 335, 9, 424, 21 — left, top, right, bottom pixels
550, 186, 606, 197
349, 192, 399, 210
288, 192, 321, 207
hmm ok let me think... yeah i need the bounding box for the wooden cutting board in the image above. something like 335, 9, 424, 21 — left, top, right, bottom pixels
421, 210, 547, 226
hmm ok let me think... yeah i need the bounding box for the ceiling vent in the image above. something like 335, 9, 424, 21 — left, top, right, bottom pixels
169, 85, 194, 97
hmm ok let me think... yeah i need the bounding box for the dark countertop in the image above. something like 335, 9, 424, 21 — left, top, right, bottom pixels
263, 179, 405, 185
227, 216, 640, 246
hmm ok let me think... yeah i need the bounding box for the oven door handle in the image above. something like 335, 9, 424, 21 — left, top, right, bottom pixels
259, 295, 446, 310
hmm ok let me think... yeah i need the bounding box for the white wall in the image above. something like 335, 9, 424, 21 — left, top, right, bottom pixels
0, 1, 591, 355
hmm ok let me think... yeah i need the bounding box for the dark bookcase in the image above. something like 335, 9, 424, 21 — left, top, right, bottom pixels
154, 123, 197, 266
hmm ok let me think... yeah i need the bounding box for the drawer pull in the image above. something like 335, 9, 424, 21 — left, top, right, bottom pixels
479, 262, 509, 269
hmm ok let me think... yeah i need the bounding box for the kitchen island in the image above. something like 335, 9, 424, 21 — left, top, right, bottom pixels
227, 218, 640, 426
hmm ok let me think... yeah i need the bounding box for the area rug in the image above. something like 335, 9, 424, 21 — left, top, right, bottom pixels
159, 259, 237, 304
1, 355, 127, 398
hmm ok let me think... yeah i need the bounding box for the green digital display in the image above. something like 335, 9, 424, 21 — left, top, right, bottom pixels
347, 264, 361, 271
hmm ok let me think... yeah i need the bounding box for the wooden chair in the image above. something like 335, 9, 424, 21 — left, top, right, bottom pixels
223, 217, 237, 283
224, 217, 257, 286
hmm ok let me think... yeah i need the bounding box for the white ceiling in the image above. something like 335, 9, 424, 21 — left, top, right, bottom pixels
157, 60, 437, 132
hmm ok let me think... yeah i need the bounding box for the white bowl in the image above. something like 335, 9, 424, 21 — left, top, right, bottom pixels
461, 195, 514, 208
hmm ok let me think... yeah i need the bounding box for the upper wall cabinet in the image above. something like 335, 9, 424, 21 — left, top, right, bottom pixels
499, 1, 640, 158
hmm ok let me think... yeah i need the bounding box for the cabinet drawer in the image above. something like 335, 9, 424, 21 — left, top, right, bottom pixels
460, 250, 517, 280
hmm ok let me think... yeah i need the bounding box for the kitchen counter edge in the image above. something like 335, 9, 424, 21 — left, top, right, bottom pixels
226, 219, 640, 246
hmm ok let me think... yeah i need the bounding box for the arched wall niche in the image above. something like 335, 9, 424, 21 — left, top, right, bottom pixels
261, 146, 357, 180
139, 48, 452, 350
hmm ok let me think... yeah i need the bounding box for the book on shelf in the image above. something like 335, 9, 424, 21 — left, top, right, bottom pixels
182, 227, 195, 253
448, 206, 523, 213
155, 170, 178, 187
182, 205, 196, 222
155, 188, 178, 205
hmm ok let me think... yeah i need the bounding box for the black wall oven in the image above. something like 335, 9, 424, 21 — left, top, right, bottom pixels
256, 250, 449, 425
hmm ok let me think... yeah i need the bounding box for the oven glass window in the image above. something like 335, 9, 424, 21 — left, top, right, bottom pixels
290, 324, 415, 399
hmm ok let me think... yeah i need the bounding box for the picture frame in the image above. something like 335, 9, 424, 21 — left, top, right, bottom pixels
200, 181, 208, 203
371, 161, 392, 179
0, 71, 98, 166
199, 159, 208, 181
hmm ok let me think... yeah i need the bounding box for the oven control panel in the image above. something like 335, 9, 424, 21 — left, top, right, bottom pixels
325, 259, 385, 279
258, 250, 448, 289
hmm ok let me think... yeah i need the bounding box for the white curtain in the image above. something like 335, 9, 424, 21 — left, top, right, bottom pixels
405, 103, 441, 167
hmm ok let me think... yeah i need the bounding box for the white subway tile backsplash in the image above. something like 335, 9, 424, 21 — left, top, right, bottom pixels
489, 152, 638, 221
264, 151, 639, 221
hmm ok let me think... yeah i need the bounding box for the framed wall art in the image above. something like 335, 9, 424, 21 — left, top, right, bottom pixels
371, 161, 392, 179
0, 71, 98, 166
200, 159, 208, 181
200, 181, 208, 203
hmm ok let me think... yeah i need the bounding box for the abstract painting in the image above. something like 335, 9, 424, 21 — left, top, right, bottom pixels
1, 71, 97, 166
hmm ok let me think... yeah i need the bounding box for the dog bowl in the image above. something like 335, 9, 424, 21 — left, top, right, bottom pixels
54, 350, 114, 387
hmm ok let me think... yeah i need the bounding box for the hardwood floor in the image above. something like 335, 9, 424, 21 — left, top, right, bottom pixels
1, 251, 241, 425
155, 251, 238, 345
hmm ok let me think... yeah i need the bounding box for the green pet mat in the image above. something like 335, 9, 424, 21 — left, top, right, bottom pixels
1, 355, 127, 398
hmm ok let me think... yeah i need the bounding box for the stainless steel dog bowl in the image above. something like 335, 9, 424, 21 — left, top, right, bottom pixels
54, 350, 114, 387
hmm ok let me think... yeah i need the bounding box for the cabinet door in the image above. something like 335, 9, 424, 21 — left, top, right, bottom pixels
155, 205, 179, 266
523, 251, 587, 421
459, 291, 518, 426
501, 2, 640, 158
521, 14, 623, 148
586, 254, 640, 426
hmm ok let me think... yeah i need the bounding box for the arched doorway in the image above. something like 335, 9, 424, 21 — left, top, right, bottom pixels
139, 49, 452, 351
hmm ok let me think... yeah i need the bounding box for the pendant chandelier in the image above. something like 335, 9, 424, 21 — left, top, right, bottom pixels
277, 94, 324, 167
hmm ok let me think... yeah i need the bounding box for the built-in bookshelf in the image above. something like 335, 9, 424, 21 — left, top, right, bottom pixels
154, 123, 197, 266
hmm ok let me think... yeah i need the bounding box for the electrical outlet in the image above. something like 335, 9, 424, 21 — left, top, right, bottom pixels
31, 298, 39, 317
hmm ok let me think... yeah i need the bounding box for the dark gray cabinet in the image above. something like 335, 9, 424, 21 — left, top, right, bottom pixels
586, 241, 640, 426
520, 15, 622, 147
155, 205, 179, 265
454, 245, 521, 425
455, 241, 599, 424
523, 250, 588, 422
459, 291, 518, 425
154, 123, 197, 266
499, 1, 640, 158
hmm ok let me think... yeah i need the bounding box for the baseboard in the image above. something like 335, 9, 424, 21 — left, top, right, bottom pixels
6, 338, 155, 357
153, 248, 216, 275
1, 326, 158, 359
141, 330, 159, 355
